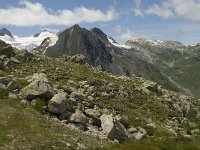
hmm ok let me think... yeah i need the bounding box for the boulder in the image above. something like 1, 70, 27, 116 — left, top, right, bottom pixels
85, 108, 101, 118
70, 91, 85, 101
28, 73, 48, 83
10, 57, 21, 64
21, 80, 53, 100
69, 54, 87, 64
48, 92, 71, 114
70, 110, 87, 126
100, 114, 128, 142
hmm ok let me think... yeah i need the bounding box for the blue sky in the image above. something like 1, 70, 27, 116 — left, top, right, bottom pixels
0, 0, 200, 44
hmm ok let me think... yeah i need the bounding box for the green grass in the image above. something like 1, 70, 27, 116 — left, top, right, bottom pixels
0, 99, 112, 150
108, 136, 200, 150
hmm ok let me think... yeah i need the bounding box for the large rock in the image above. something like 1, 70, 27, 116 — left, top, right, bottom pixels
70, 91, 85, 101
21, 74, 53, 100
85, 108, 101, 118
48, 92, 72, 114
100, 114, 128, 142
70, 110, 87, 126
69, 54, 87, 64
28, 73, 48, 82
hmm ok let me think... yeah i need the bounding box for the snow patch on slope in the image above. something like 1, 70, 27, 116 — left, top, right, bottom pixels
107, 36, 130, 49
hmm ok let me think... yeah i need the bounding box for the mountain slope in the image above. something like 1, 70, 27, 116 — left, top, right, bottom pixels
125, 39, 200, 97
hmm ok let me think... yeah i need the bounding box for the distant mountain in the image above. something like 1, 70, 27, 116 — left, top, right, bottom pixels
42, 25, 183, 93
0, 28, 13, 38
0, 30, 58, 51
125, 39, 200, 97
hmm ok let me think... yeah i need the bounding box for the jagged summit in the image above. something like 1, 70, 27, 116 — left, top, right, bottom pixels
0, 28, 13, 37
45, 24, 113, 69
90, 27, 108, 43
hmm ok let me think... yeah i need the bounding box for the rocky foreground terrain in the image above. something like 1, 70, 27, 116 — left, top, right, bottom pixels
1, 39, 200, 150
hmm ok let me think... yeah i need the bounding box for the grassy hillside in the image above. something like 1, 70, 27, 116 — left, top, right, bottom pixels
0, 43, 200, 149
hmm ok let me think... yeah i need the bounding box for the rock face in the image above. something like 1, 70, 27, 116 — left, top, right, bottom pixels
48, 92, 71, 114
21, 73, 53, 100
100, 114, 128, 142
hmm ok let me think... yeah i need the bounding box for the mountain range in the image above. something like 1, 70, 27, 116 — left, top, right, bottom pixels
1, 25, 200, 97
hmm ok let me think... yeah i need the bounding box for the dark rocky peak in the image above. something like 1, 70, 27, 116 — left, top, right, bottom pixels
0, 28, 13, 37
90, 27, 109, 44
70, 24, 81, 31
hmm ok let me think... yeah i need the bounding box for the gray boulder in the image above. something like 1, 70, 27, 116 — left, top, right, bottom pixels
28, 73, 48, 83
21, 73, 53, 100
100, 114, 128, 142
10, 57, 21, 64
48, 92, 71, 114
70, 110, 87, 126
70, 91, 85, 101
69, 54, 87, 64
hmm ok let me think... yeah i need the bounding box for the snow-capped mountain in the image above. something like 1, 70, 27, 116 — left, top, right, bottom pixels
0, 28, 58, 51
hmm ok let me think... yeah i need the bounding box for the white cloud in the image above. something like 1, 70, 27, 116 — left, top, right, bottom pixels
133, 0, 144, 17
146, 4, 174, 18
145, 0, 200, 22
0, 0, 116, 26
115, 25, 137, 43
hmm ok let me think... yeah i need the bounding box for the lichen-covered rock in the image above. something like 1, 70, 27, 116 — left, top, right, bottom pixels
48, 92, 71, 114
85, 108, 101, 118
21, 80, 53, 100
100, 114, 128, 142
